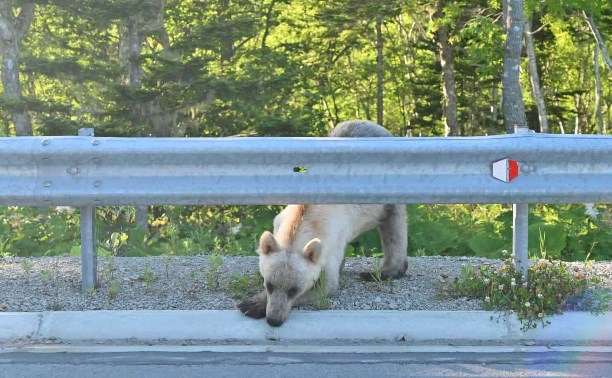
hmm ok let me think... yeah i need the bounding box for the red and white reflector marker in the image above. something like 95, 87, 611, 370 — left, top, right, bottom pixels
492, 158, 519, 183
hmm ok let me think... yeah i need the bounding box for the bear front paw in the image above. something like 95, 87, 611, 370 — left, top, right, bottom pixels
238, 298, 266, 319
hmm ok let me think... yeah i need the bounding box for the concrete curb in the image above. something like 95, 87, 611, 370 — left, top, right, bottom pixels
1, 310, 611, 343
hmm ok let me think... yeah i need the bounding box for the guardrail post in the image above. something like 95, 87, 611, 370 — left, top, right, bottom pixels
512, 125, 530, 278
512, 203, 529, 276
78, 128, 97, 292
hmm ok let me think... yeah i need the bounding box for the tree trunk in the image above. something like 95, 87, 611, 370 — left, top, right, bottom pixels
524, 17, 548, 133
219, 0, 234, 63
574, 45, 589, 134
432, 2, 458, 136
594, 43, 603, 134
375, 16, 384, 126
502, 0, 526, 133
574, 93, 580, 134
491, 85, 499, 126
582, 12, 612, 71
119, 17, 144, 86
119, 9, 149, 231
261, 0, 278, 50
0, 3, 34, 136
436, 23, 458, 136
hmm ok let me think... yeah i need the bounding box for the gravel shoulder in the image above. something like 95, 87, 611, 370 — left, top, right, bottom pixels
0, 255, 610, 313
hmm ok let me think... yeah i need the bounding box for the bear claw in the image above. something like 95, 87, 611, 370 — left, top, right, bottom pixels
238, 299, 266, 319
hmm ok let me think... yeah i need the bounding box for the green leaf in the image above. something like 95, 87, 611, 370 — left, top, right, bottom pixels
410, 221, 459, 255
528, 223, 567, 259
468, 234, 508, 257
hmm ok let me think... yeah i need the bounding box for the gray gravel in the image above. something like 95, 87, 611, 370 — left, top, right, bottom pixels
0, 255, 610, 313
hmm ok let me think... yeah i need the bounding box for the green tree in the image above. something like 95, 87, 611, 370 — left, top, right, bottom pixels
0, 0, 34, 136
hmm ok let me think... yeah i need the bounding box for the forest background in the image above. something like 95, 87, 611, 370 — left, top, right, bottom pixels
0, 0, 610, 261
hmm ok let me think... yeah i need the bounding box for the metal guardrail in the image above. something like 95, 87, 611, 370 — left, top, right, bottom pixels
1, 129, 611, 290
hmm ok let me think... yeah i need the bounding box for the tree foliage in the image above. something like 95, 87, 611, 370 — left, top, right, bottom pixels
0, 0, 608, 137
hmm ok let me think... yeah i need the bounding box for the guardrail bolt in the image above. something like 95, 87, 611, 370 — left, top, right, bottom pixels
91, 140, 100, 146
67, 167, 80, 175
93, 181, 102, 187
43, 181, 52, 188
520, 163, 534, 174
41, 139, 50, 146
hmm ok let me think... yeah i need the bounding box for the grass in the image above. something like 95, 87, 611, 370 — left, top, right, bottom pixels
137, 266, 156, 294
368, 258, 394, 293
205, 253, 223, 290
108, 279, 120, 300
20, 260, 32, 282
312, 269, 331, 310
226, 271, 263, 301
37, 256, 63, 310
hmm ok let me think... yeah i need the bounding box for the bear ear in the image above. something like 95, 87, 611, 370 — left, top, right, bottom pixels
258, 231, 279, 255
303, 238, 322, 263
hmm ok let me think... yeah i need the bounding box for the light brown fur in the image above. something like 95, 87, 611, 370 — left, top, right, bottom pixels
275, 204, 309, 246
238, 120, 408, 326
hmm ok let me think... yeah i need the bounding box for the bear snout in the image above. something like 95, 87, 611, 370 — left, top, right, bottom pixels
266, 317, 284, 327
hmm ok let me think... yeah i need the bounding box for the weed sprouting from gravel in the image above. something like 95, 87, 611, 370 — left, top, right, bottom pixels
20, 260, 32, 282
312, 269, 331, 310
108, 279, 120, 300
366, 258, 394, 293
138, 266, 156, 294
445, 251, 608, 331
205, 253, 223, 290
227, 271, 263, 301
163, 256, 172, 279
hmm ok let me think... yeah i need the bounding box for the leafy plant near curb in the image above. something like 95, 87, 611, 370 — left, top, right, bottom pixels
38, 256, 63, 310
20, 260, 33, 283
226, 271, 263, 301
445, 251, 607, 331
312, 269, 331, 310
365, 258, 394, 293
137, 266, 156, 294
205, 253, 223, 290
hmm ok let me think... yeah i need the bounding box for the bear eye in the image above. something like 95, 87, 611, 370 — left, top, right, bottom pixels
287, 286, 299, 298
265, 282, 274, 294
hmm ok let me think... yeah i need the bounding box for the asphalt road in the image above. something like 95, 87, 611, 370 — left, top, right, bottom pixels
1, 350, 611, 377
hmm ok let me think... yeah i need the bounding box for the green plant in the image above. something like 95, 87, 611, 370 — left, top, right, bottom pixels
20, 260, 32, 282
183, 268, 203, 299
226, 271, 263, 301
535, 229, 548, 260
446, 251, 599, 331
367, 258, 393, 293
108, 279, 120, 300
163, 256, 172, 279
36, 256, 64, 310
0, 233, 9, 258
102, 257, 117, 281
312, 269, 331, 310
100, 256, 120, 300
138, 267, 156, 294
205, 253, 223, 290
2, 204, 609, 261
39, 269, 51, 282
